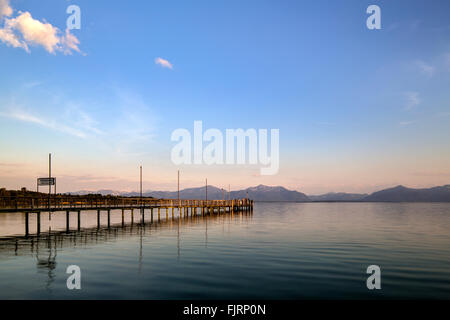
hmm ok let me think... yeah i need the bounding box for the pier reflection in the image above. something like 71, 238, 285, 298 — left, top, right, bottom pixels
0, 209, 252, 292
0, 210, 253, 257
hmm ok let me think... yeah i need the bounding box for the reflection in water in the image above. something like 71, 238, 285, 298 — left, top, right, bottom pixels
1, 202, 449, 299
139, 225, 143, 274
0, 209, 252, 295
35, 235, 57, 292
177, 216, 180, 259
0, 210, 252, 256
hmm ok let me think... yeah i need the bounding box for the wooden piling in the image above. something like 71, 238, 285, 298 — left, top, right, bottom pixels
37, 212, 41, 234
25, 212, 29, 236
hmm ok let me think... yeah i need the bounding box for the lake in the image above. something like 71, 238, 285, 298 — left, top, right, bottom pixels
0, 202, 449, 299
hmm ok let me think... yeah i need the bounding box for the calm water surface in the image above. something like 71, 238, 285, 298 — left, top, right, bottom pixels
0, 202, 449, 299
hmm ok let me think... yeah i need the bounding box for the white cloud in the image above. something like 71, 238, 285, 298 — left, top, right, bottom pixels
0, 25, 27, 50
404, 91, 420, 110
414, 60, 435, 77
155, 57, 173, 69
60, 28, 80, 54
0, 0, 12, 18
0, 2, 80, 54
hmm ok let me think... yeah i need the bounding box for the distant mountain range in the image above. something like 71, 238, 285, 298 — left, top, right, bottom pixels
69, 184, 450, 202
70, 185, 310, 202
363, 185, 450, 202
308, 192, 368, 201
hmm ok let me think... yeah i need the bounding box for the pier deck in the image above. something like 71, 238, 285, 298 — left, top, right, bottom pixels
0, 197, 253, 236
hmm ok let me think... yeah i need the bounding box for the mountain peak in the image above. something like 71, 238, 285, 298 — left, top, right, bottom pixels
249, 184, 284, 191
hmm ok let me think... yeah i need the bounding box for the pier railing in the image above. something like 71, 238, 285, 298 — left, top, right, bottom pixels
0, 196, 252, 211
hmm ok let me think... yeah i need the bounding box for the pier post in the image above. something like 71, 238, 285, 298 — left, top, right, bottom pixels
151, 208, 153, 223
131, 209, 134, 224
37, 212, 41, 235
77, 210, 81, 231
172, 207, 174, 219
97, 210, 100, 228
66, 211, 70, 232
25, 212, 29, 236
122, 209, 125, 226
107, 209, 110, 228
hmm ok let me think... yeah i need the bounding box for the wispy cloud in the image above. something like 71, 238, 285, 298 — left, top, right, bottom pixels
0, 99, 105, 139
445, 53, 450, 71
110, 88, 159, 154
314, 121, 336, 126
434, 111, 450, 118
399, 120, 416, 126
0, 85, 159, 156
22, 81, 42, 89
412, 171, 450, 178
404, 91, 420, 110
0, 108, 89, 138
155, 57, 173, 69
0, 0, 80, 54
0, 162, 25, 167
414, 60, 435, 77
64, 103, 104, 136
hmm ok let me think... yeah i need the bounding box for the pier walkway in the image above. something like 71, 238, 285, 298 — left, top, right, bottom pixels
0, 196, 253, 236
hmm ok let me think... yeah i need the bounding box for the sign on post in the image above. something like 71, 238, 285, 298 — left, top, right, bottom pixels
37, 178, 56, 186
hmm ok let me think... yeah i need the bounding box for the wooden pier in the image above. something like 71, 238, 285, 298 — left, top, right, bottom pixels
0, 197, 253, 236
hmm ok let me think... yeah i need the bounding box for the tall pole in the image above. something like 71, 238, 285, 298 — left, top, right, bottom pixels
49, 153, 51, 221
140, 165, 143, 220
177, 170, 180, 209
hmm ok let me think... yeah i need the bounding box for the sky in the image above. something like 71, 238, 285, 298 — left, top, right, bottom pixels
0, 0, 449, 194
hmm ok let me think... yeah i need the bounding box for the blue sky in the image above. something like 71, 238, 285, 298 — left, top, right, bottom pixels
1, 0, 449, 194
